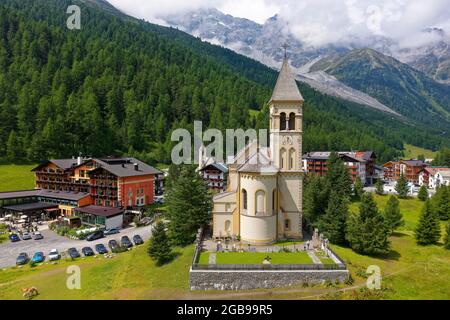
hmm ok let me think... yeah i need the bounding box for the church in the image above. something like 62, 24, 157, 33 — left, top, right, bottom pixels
212, 57, 304, 245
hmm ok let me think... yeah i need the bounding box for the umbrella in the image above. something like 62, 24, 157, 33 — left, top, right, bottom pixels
20, 215, 28, 219
0, 218, 4, 222
4, 214, 12, 218
18, 219, 26, 223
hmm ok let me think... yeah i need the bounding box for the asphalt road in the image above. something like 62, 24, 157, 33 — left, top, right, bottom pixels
0, 224, 154, 269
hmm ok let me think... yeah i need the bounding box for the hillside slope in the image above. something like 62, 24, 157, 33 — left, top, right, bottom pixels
311, 49, 450, 130
0, 0, 448, 166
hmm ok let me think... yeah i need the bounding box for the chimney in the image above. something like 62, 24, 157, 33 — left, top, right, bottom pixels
134, 163, 139, 171
77, 156, 82, 165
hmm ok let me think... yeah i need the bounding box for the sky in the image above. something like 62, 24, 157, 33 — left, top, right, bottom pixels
108, 0, 450, 48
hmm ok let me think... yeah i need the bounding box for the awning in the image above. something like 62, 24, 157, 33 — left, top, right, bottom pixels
45, 208, 60, 212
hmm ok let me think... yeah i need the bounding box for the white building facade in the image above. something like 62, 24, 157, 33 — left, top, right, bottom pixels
212, 58, 303, 245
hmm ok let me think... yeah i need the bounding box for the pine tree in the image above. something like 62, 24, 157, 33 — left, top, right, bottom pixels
166, 165, 213, 246
324, 152, 353, 199
148, 221, 173, 266
395, 173, 409, 199
346, 193, 390, 255
384, 195, 404, 234
354, 177, 364, 200
432, 186, 450, 221
318, 191, 348, 245
445, 222, 450, 250
303, 175, 327, 226
417, 185, 429, 201
415, 200, 441, 245
375, 179, 384, 195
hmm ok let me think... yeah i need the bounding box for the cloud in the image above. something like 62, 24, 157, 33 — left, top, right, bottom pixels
108, 0, 450, 48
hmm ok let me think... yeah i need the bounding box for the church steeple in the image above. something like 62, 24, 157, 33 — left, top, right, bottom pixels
269, 58, 303, 103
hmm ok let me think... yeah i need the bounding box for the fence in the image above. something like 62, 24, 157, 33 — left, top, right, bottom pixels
191, 263, 347, 271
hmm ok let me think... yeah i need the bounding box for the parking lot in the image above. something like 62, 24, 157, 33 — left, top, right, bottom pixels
0, 223, 154, 268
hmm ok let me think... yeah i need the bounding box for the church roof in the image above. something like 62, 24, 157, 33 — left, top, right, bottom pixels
237, 150, 278, 174
270, 59, 303, 103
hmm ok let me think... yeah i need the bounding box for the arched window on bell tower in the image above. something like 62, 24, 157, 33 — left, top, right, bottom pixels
280, 148, 287, 169
289, 113, 296, 131
280, 113, 286, 131
289, 148, 296, 170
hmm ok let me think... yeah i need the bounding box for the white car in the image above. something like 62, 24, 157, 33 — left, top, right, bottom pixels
48, 249, 60, 261
21, 232, 32, 240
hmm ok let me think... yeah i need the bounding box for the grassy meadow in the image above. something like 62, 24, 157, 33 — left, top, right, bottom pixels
403, 144, 437, 160
0, 164, 36, 192
0, 193, 449, 300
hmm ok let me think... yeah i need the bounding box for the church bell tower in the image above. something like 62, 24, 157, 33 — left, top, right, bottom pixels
269, 56, 304, 172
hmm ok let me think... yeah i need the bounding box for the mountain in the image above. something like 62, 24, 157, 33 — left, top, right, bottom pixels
165, 8, 450, 83
310, 49, 450, 130
0, 0, 449, 166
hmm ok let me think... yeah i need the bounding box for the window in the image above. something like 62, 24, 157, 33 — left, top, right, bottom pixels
289, 113, 296, 130
255, 190, 266, 215
225, 220, 231, 233
289, 149, 296, 170
280, 113, 286, 130
285, 219, 291, 231
272, 189, 276, 213
242, 189, 248, 210
280, 148, 287, 169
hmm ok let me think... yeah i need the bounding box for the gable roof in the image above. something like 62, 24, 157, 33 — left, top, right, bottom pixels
270, 59, 303, 103
401, 160, 426, 167
92, 157, 161, 177
200, 163, 228, 173
32, 159, 79, 172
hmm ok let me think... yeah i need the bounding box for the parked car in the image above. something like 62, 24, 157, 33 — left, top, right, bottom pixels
33, 232, 44, 240
31, 252, 45, 263
9, 234, 20, 242
104, 228, 120, 236
67, 247, 80, 259
133, 235, 144, 245
86, 230, 104, 242
108, 239, 120, 253
120, 236, 133, 248
82, 247, 95, 257
16, 253, 29, 265
95, 244, 108, 254
21, 232, 32, 240
48, 249, 60, 261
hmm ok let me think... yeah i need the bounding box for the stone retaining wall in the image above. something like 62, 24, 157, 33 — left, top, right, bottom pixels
190, 269, 349, 291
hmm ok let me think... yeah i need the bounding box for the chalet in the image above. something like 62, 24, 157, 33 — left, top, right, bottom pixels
419, 167, 450, 189
302, 151, 377, 185
383, 160, 426, 185
0, 157, 160, 224
32, 157, 160, 208
199, 163, 228, 192
435, 170, 450, 187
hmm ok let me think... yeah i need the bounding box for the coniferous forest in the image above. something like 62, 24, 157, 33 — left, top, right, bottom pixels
0, 0, 449, 165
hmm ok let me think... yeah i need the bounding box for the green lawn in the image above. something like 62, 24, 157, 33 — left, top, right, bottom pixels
198, 251, 313, 264
340, 194, 450, 299
0, 245, 194, 300
0, 194, 449, 300
403, 144, 437, 160
0, 164, 36, 192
